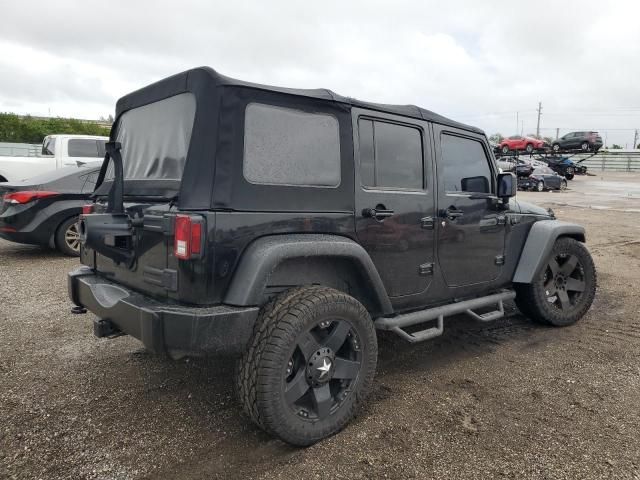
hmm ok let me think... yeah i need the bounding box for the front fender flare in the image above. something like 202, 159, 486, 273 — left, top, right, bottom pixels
512, 220, 586, 283
223, 234, 393, 314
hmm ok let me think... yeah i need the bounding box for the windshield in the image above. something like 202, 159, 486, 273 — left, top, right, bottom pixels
107, 93, 196, 181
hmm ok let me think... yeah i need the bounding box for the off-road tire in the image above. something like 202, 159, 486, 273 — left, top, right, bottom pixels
515, 237, 596, 326
235, 286, 377, 446
55, 216, 81, 257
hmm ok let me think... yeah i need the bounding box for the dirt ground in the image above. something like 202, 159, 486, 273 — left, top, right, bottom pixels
1, 173, 639, 480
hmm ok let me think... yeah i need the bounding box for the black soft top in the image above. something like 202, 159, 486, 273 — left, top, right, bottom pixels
116, 67, 482, 134
105, 67, 485, 211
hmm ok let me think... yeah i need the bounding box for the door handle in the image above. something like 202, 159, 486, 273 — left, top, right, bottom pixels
444, 207, 464, 221
362, 205, 394, 221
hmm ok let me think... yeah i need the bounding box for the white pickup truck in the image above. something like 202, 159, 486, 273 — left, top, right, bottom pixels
0, 134, 108, 182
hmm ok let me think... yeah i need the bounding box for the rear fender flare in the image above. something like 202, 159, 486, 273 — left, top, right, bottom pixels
512, 220, 586, 284
223, 234, 393, 315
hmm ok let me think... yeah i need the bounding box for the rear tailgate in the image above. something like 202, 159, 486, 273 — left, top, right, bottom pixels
80, 91, 201, 302
88, 201, 175, 299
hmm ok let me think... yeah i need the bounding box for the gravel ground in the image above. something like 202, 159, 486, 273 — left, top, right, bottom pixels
1, 173, 639, 480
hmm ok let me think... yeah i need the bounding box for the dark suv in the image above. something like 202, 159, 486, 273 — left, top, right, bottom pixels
69, 68, 597, 446
552, 131, 603, 152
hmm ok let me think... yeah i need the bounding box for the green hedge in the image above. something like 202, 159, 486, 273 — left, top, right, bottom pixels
0, 113, 110, 143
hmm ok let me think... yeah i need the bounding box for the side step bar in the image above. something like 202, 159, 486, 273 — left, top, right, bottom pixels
374, 290, 516, 343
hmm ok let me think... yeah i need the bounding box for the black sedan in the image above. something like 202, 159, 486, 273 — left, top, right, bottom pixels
0, 164, 100, 256
518, 166, 568, 192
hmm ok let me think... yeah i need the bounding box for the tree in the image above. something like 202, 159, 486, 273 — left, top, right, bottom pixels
0, 113, 110, 143
488, 133, 504, 143
542, 136, 554, 144
611, 144, 623, 149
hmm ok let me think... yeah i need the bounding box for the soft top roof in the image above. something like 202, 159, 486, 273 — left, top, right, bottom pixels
116, 67, 483, 134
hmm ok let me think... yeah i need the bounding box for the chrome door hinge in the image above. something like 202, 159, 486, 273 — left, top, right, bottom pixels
418, 263, 434, 275
421, 216, 435, 229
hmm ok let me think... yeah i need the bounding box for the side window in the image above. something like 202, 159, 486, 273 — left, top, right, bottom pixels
68, 139, 101, 158
243, 103, 341, 187
358, 119, 423, 190
440, 134, 492, 194
42, 137, 56, 156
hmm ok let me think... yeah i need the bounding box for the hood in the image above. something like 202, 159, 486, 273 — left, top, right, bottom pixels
513, 199, 554, 218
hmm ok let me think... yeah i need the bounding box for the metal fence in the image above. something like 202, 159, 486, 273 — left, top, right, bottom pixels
0, 142, 41, 157
575, 151, 640, 172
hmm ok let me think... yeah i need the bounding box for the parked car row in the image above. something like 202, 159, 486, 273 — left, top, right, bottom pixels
496, 131, 603, 155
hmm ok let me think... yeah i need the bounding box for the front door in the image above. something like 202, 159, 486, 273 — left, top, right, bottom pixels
434, 126, 507, 287
353, 109, 436, 299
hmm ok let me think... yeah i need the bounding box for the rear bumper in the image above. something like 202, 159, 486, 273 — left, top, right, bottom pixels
68, 266, 259, 356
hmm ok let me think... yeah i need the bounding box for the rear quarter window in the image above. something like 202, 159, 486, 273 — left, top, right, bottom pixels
243, 103, 341, 187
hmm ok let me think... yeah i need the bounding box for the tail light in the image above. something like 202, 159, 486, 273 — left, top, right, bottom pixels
174, 214, 204, 260
82, 204, 94, 215
3, 191, 59, 205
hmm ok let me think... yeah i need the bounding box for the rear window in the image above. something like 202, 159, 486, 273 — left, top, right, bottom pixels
243, 103, 341, 187
68, 139, 103, 158
114, 92, 196, 180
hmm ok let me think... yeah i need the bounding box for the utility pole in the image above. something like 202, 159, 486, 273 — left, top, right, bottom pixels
516, 112, 519, 135
634, 129, 639, 150
536, 101, 542, 137
556, 128, 560, 140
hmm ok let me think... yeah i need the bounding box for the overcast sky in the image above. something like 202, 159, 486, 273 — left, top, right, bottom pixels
1, 0, 639, 146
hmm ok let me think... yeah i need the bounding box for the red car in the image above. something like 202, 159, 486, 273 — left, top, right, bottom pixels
499, 135, 546, 154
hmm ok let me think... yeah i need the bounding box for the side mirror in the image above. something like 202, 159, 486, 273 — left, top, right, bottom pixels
497, 172, 517, 199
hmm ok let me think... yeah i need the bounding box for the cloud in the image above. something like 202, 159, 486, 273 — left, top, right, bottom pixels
1, 0, 639, 145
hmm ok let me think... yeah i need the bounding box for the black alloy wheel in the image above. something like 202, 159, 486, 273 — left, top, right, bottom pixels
236, 286, 377, 446
515, 237, 597, 326
284, 318, 362, 421
542, 253, 586, 312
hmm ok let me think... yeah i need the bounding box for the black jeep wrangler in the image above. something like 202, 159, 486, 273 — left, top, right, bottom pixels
69, 67, 597, 446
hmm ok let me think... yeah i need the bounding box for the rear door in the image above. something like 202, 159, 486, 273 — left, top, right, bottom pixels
433, 126, 506, 287
353, 108, 436, 300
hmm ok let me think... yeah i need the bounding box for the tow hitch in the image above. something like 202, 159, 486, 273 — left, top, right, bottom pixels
93, 319, 124, 339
